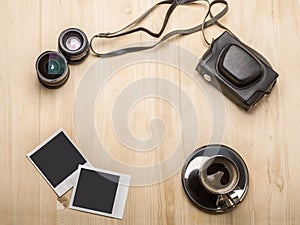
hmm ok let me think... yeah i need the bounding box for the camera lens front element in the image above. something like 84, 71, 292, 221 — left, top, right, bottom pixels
36, 51, 70, 88
65, 36, 82, 51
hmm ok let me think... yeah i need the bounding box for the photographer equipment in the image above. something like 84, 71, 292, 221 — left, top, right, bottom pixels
35, 51, 69, 88
196, 32, 278, 111
58, 28, 90, 64
90, 0, 229, 57
90, 0, 278, 110
181, 145, 248, 213
36, 28, 89, 89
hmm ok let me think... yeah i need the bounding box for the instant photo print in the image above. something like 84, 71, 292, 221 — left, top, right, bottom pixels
69, 165, 131, 219
26, 129, 91, 197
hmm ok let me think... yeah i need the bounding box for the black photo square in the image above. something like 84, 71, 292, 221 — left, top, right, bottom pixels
70, 165, 131, 219
26, 129, 91, 196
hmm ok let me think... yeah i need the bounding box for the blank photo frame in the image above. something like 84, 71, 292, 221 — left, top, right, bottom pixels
26, 129, 91, 197
69, 165, 131, 219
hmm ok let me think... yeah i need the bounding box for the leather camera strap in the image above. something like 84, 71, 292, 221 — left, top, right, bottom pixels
90, 0, 229, 58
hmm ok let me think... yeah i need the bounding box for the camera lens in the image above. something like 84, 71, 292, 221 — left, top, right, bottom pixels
66, 36, 82, 51
58, 28, 90, 64
36, 51, 70, 88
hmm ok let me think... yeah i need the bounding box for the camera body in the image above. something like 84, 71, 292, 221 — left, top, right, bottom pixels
196, 31, 278, 111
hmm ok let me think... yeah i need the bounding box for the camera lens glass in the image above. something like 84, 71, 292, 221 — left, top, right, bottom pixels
58, 28, 90, 64
66, 36, 82, 51
41, 53, 66, 78
36, 51, 69, 88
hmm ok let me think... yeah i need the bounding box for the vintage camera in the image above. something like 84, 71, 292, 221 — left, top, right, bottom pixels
196, 31, 279, 111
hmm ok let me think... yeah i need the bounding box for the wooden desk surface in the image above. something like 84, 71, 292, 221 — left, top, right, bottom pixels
1, 0, 299, 224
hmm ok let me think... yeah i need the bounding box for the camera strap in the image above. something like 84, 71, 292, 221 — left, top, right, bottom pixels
90, 0, 230, 58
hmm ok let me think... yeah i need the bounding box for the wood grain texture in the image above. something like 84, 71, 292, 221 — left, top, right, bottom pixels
0, 0, 299, 224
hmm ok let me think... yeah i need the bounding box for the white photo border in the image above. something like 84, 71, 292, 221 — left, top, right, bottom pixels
69, 165, 131, 219
26, 128, 92, 197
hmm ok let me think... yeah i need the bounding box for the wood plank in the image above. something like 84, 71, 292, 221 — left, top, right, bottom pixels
0, 0, 299, 224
